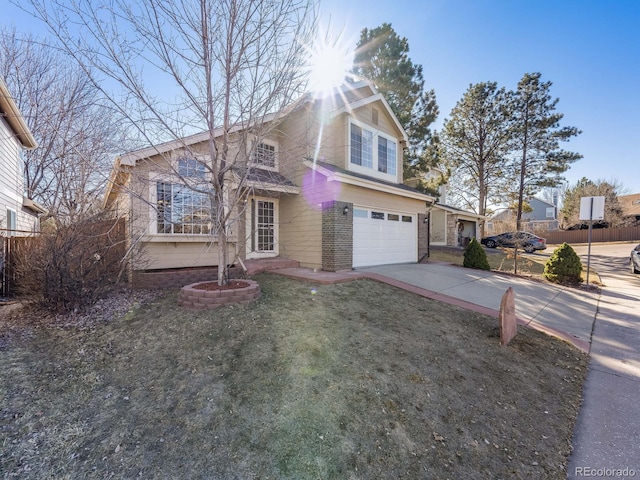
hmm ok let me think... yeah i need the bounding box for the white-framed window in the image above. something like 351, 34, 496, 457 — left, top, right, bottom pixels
156, 182, 213, 234
177, 158, 206, 178
349, 119, 398, 180
545, 207, 555, 219
350, 124, 373, 169
252, 141, 277, 169
377, 136, 397, 176
6, 208, 16, 236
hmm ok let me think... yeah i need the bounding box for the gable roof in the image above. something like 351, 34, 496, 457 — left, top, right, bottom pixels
327, 92, 408, 143
118, 80, 404, 166
530, 196, 556, 208
434, 203, 485, 220
0, 76, 37, 149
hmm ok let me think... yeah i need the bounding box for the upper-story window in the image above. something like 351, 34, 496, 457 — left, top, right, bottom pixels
177, 158, 206, 178
349, 120, 397, 180
377, 137, 396, 175
253, 142, 276, 168
350, 124, 373, 169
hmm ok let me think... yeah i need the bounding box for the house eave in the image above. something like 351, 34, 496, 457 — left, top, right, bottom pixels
22, 196, 47, 215
304, 160, 435, 203
244, 181, 300, 194
434, 203, 486, 221
0, 77, 37, 149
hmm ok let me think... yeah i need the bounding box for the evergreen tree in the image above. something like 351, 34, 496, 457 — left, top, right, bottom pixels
440, 82, 512, 234
507, 73, 582, 230
352, 23, 439, 179
463, 238, 491, 271
544, 243, 583, 284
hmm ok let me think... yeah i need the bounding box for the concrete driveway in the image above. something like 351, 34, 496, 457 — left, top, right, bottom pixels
361, 262, 599, 349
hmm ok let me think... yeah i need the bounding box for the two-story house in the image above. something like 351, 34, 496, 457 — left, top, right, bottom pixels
103, 81, 435, 283
1, 77, 44, 237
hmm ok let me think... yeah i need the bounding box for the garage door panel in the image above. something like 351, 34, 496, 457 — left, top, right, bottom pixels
353, 208, 417, 267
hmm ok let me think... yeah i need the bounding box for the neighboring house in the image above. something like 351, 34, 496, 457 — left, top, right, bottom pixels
487, 197, 559, 234
407, 168, 485, 248
103, 81, 436, 281
0, 76, 45, 237
618, 194, 640, 225
429, 203, 484, 248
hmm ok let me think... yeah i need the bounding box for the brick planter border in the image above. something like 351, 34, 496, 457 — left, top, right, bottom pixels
178, 279, 261, 310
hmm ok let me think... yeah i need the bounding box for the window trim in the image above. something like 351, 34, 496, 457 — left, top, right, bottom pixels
348, 118, 398, 182
177, 157, 206, 178
250, 139, 279, 171
6, 208, 17, 237
149, 171, 217, 237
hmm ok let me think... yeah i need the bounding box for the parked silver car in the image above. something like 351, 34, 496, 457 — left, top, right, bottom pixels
480, 231, 547, 254
630, 244, 640, 274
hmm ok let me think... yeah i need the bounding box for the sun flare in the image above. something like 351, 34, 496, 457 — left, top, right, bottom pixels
307, 30, 354, 98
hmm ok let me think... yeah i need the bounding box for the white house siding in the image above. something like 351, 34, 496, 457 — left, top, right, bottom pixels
0, 116, 38, 235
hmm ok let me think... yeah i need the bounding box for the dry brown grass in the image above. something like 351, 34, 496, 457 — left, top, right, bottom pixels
0, 274, 587, 479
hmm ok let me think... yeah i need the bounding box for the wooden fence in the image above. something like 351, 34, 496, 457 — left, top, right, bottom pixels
1, 218, 126, 298
540, 226, 640, 245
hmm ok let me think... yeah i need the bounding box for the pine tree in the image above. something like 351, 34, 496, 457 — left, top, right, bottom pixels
507, 73, 582, 230
352, 23, 439, 179
440, 82, 512, 234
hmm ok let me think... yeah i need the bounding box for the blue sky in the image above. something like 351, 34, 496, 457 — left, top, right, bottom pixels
4, 0, 639, 194
321, 0, 640, 194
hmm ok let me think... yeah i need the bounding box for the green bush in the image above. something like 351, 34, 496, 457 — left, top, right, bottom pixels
463, 237, 491, 271
544, 243, 583, 284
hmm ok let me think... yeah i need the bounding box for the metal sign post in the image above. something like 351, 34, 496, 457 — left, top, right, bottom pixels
579, 196, 605, 286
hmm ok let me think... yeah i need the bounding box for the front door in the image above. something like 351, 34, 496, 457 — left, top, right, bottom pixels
247, 198, 278, 258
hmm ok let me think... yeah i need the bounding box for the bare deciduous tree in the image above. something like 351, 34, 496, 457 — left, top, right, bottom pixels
0, 27, 124, 223
21, 0, 316, 285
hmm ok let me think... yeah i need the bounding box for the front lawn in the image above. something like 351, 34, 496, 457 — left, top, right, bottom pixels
0, 274, 587, 479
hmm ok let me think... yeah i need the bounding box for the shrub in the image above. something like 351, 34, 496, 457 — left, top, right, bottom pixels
544, 243, 583, 284
12, 216, 127, 313
463, 237, 491, 271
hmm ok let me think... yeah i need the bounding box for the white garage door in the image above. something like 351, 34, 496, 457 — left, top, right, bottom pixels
353, 207, 417, 267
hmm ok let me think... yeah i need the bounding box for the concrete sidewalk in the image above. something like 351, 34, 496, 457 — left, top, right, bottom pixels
567, 269, 640, 478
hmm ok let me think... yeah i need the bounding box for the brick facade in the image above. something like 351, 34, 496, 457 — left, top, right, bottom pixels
418, 213, 429, 261
447, 214, 459, 247
132, 266, 240, 289
322, 201, 353, 272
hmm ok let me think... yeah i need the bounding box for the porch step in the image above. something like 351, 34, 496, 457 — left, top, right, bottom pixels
244, 257, 300, 276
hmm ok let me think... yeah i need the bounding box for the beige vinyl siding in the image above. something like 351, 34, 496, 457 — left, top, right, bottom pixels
140, 241, 236, 270
351, 104, 397, 139
279, 193, 322, 268
430, 209, 447, 245
340, 183, 426, 214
